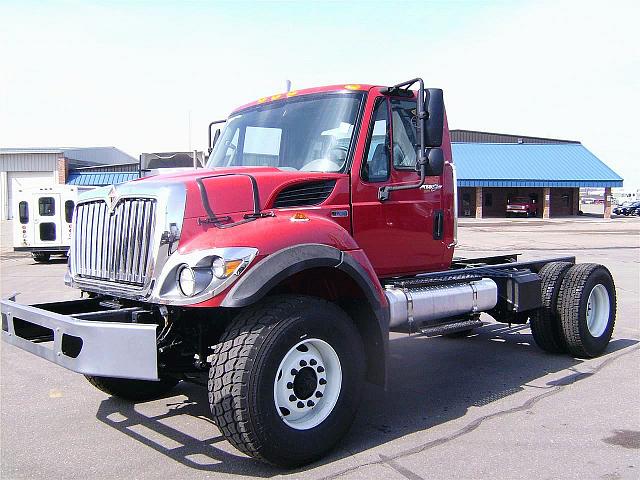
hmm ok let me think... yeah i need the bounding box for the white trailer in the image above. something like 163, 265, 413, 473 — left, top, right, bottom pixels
12, 185, 93, 262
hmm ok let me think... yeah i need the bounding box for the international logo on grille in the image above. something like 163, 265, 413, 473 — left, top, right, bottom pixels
107, 186, 119, 213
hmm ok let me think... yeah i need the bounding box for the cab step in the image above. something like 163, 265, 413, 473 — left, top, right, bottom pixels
419, 318, 483, 337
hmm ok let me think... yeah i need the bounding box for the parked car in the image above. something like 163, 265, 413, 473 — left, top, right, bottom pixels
613, 201, 640, 216
506, 196, 538, 217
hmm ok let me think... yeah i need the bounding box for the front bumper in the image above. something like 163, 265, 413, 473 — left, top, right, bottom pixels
1, 298, 159, 381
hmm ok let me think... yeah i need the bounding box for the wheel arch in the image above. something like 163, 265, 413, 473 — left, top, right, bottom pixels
221, 244, 389, 387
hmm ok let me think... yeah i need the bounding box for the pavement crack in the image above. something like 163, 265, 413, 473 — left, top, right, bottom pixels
320, 345, 640, 480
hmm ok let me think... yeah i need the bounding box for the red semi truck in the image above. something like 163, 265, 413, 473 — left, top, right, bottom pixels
1, 78, 616, 467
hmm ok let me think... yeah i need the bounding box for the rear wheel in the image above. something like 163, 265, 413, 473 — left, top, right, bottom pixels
529, 261, 573, 353
32, 252, 50, 263
557, 263, 616, 358
208, 295, 365, 467
85, 375, 179, 401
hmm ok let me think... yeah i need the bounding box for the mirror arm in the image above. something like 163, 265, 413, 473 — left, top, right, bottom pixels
378, 78, 427, 201
208, 119, 226, 155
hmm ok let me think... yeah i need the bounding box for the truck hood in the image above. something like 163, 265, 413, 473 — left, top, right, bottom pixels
131, 167, 346, 219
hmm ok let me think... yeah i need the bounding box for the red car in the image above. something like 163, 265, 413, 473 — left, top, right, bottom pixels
507, 196, 538, 217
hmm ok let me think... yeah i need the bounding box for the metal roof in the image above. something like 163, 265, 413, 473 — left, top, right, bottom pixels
450, 129, 579, 144
1, 147, 136, 168
66, 172, 139, 186
452, 143, 623, 188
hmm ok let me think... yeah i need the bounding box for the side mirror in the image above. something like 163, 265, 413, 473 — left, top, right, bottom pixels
420, 88, 444, 147
208, 119, 226, 155
423, 147, 444, 176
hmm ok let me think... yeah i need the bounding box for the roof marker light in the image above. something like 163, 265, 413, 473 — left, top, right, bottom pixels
271, 94, 282, 100
344, 84, 362, 90
257, 97, 268, 104
287, 91, 298, 97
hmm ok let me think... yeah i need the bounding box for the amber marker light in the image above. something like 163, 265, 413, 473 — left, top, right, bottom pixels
344, 84, 362, 90
290, 212, 310, 222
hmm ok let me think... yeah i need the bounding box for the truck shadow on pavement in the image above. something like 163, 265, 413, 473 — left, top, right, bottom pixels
94, 323, 637, 477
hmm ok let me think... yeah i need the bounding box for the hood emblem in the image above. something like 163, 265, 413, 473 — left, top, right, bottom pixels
107, 186, 119, 213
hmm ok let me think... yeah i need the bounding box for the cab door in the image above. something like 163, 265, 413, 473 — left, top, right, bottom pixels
351, 92, 447, 277
33, 194, 62, 246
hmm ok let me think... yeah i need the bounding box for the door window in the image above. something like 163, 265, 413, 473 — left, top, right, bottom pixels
391, 99, 418, 169
38, 197, 55, 216
39, 223, 56, 241
361, 99, 390, 182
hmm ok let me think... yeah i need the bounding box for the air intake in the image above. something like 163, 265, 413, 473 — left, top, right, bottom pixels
273, 180, 336, 208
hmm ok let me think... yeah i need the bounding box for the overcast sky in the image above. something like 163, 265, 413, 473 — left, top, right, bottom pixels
1, 0, 638, 189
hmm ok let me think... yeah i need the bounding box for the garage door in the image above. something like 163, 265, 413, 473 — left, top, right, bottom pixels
6, 171, 54, 220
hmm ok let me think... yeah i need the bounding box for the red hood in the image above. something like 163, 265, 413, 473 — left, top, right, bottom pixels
136, 167, 347, 219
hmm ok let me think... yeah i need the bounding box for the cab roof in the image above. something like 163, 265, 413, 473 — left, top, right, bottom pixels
232, 84, 376, 114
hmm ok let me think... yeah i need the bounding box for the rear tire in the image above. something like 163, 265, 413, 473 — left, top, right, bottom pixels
32, 252, 50, 263
529, 261, 573, 353
85, 375, 179, 401
557, 263, 616, 358
208, 295, 365, 467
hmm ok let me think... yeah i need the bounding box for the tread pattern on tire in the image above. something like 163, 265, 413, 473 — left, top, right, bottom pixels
208, 295, 311, 461
557, 263, 616, 358
529, 261, 572, 353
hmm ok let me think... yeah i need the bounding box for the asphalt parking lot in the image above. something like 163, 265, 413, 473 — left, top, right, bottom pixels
1, 214, 639, 480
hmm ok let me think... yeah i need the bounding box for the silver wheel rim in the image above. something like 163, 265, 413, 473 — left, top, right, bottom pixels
273, 338, 342, 430
586, 284, 610, 337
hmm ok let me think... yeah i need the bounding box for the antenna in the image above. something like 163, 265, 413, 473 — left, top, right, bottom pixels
285, 80, 292, 93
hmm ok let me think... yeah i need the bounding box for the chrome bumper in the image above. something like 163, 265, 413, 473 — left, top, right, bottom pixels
1, 299, 159, 381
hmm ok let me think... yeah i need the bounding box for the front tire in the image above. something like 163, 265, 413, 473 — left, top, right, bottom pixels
557, 263, 616, 358
32, 252, 50, 263
85, 375, 179, 401
208, 295, 365, 467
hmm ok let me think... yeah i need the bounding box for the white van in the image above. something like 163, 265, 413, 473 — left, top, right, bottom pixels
12, 185, 93, 262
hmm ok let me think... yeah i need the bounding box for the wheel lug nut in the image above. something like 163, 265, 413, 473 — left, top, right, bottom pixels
310, 359, 317, 366
297, 401, 304, 409
291, 368, 298, 376
287, 382, 293, 389
319, 378, 327, 385
315, 391, 323, 398
299, 360, 307, 367
307, 400, 315, 407
317, 366, 325, 373
289, 395, 296, 402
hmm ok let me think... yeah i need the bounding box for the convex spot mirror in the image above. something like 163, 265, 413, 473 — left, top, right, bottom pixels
423, 147, 444, 176
419, 88, 444, 147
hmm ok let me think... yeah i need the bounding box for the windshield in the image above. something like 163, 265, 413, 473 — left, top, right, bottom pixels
207, 93, 364, 173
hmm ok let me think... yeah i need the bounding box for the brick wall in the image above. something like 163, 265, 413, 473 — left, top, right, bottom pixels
56, 157, 67, 184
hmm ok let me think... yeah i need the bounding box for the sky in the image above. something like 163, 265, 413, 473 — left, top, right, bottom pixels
1, 0, 638, 188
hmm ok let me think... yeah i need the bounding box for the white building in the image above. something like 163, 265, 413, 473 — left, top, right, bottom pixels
0, 147, 136, 220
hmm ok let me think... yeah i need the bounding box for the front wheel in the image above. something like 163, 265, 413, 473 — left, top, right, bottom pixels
208, 295, 365, 467
32, 252, 50, 263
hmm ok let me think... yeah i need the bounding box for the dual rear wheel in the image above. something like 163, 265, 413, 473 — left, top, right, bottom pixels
529, 262, 616, 357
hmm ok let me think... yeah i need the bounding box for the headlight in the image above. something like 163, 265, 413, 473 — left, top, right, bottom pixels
177, 265, 196, 296
158, 247, 258, 304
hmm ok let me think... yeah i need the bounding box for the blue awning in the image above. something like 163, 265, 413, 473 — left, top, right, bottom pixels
67, 172, 139, 186
452, 143, 623, 188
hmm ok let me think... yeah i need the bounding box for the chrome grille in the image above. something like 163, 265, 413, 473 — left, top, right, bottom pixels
73, 198, 157, 286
